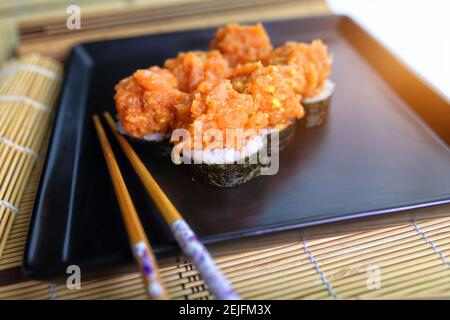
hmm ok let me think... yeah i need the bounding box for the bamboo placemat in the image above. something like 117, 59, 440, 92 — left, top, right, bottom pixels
0, 0, 450, 300
14, 0, 330, 60
1, 0, 199, 60
0, 54, 62, 257
1, 167, 450, 300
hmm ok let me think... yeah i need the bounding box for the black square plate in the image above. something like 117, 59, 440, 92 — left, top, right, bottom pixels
24, 15, 450, 279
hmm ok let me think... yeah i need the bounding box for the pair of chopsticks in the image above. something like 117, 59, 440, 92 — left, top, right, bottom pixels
93, 112, 240, 300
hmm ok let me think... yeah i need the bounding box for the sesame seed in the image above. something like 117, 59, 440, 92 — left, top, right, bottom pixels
272, 98, 282, 108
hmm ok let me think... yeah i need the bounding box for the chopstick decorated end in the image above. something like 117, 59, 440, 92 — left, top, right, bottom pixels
103, 112, 240, 300
93, 114, 168, 300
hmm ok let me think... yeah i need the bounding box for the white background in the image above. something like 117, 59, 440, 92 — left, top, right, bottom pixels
328, 0, 450, 99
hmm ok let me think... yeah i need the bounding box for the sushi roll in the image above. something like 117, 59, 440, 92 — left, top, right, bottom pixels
170, 74, 304, 187
266, 122, 296, 156
264, 39, 333, 128
300, 79, 335, 128
114, 66, 189, 157
230, 63, 305, 155
210, 23, 273, 67
171, 80, 274, 187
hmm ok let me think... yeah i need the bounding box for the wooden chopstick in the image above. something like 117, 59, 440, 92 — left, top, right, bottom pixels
92, 115, 168, 300
103, 112, 240, 300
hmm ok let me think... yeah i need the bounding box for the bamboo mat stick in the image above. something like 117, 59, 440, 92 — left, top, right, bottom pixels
103, 112, 240, 300
93, 115, 168, 300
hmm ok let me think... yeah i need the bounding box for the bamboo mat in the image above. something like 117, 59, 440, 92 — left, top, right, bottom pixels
0, 54, 62, 257
14, 0, 330, 60
0, 0, 191, 60
1, 166, 450, 300
0, 0, 450, 300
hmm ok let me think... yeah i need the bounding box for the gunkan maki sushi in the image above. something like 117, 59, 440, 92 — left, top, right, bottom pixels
170, 75, 304, 187
114, 66, 190, 157
170, 80, 276, 187
229, 62, 305, 155
264, 39, 333, 128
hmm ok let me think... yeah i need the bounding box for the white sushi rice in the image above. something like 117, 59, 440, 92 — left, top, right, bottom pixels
302, 79, 335, 103
116, 119, 167, 142
181, 134, 266, 165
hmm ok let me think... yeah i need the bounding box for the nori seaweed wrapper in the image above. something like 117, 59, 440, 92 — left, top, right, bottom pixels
266, 123, 296, 156
299, 83, 334, 128
126, 136, 173, 159
146, 139, 173, 158
184, 139, 269, 188
187, 158, 262, 188
117, 122, 172, 158
300, 95, 332, 128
